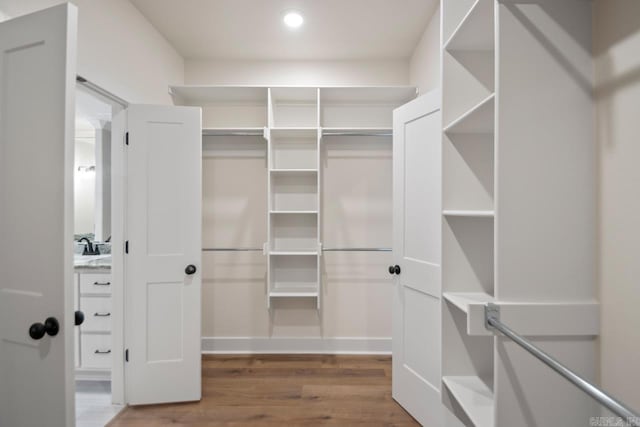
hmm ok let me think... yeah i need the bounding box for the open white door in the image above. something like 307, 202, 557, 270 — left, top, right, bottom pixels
0, 4, 77, 427
122, 105, 202, 405
392, 90, 443, 426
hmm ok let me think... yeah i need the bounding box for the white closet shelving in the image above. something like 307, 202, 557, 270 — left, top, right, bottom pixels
171, 84, 416, 309
441, 0, 596, 425
266, 88, 321, 306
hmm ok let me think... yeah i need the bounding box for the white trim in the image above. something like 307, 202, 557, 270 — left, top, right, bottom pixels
201, 337, 392, 355
109, 106, 127, 405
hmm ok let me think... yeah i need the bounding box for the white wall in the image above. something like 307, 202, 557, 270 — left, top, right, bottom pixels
409, 5, 441, 95
0, 0, 184, 104
594, 0, 640, 411
201, 136, 394, 352
185, 59, 409, 87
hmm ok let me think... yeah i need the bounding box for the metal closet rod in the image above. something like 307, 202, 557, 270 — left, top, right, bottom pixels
202, 247, 391, 252
485, 304, 640, 425
76, 75, 128, 107
201, 131, 392, 138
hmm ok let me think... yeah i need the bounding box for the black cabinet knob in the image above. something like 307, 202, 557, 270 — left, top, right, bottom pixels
75, 310, 85, 326
185, 264, 197, 275
388, 265, 401, 275
29, 317, 59, 340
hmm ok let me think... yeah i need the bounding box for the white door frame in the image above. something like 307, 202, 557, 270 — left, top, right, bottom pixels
76, 76, 128, 405
110, 102, 128, 405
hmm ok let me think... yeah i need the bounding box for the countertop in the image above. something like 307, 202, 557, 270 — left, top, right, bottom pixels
74, 254, 112, 272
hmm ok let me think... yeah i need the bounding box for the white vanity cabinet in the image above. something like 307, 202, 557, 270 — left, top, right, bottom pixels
74, 270, 112, 380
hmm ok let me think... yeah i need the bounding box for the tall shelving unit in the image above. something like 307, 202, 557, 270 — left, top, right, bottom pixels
441, 1, 496, 425
169, 85, 416, 311
440, 1, 596, 426
267, 88, 321, 307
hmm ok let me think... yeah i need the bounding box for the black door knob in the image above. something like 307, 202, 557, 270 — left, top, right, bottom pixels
29, 317, 60, 340
75, 310, 85, 326
388, 265, 401, 275
185, 264, 197, 275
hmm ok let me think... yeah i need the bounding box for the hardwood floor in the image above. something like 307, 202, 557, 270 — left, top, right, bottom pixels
108, 355, 419, 426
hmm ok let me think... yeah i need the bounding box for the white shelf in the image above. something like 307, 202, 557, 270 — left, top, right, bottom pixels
270, 251, 318, 256
444, 94, 495, 134
270, 169, 318, 174
444, 0, 494, 52
443, 292, 494, 314
270, 210, 318, 214
442, 376, 494, 427
270, 127, 318, 133
269, 287, 319, 298
320, 86, 417, 104
443, 209, 494, 218
169, 85, 268, 104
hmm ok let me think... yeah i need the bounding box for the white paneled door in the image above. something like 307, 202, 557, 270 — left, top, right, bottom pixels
392, 90, 443, 426
0, 4, 77, 427
123, 105, 202, 405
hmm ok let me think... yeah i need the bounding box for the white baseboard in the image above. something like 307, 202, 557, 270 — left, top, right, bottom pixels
201, 336, 392, 355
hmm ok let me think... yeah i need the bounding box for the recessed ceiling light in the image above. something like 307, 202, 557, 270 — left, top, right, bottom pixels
283, 11, 304, 29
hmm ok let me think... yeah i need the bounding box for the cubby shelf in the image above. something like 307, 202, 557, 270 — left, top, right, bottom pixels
444, 94, 495, 134
169, 85, 268, 104
442, 376, 494, 427
270, 210, 318, 214
444, 0, 494, 52
270, 127, 318, 132
269, 288, 319, 298
443, 209, 494, 217
270, 169, 318, 174
443, 292, 494, 314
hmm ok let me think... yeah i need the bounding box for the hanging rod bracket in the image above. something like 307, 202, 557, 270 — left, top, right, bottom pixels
485, 303, 500, 330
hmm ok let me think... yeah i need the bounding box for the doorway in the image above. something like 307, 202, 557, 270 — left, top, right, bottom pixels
73, 81, 124, 426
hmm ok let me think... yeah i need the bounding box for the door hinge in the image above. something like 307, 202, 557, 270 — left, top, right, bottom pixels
125, 132, 129, 146
125, 349, 129, 362
125, 240, 129, 254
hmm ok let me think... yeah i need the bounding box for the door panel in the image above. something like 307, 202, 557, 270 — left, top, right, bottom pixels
392, 90, 443, 426
0, 4, 77, 427
124, 105, 202, 405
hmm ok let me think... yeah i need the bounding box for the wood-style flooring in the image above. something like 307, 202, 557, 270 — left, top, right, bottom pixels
108, 355, 419, 426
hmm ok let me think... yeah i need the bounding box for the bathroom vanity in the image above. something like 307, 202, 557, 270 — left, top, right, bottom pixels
74, 256, 112, 381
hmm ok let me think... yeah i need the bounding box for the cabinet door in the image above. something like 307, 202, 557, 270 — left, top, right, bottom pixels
392, 90, 444, 426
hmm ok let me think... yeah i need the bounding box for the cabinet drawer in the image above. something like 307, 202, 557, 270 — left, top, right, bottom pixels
79, 273, 112, 295
81, 334, 112, 369
80, 297, 112, 333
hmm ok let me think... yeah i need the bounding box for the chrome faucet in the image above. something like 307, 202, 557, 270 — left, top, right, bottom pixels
79, 237, 100, 256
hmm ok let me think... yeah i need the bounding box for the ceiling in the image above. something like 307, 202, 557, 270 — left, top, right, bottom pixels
129, 0, 438, 61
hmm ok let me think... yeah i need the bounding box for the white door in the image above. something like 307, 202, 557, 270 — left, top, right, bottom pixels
0, 4, 77, 427
123, 105, 202, 405
392, 90, 443, 426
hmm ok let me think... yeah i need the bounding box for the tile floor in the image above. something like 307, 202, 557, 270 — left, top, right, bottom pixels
76, 381, 123, 427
